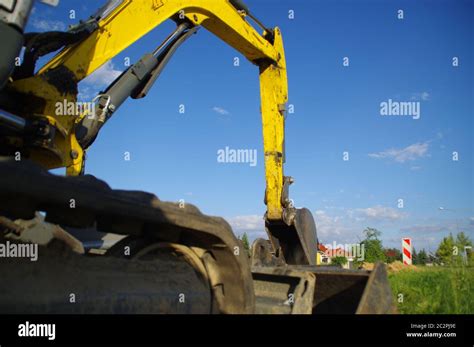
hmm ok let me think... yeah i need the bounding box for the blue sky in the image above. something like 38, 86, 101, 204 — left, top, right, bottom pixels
28, 0, 473, 253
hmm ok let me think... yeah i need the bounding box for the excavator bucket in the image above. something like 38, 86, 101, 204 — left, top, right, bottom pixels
251, 240, 395, 314
251, 263, 395, 314
265, 208, 318, 265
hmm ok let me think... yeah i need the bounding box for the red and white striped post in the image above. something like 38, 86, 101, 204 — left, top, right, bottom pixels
402, 238, 412, 265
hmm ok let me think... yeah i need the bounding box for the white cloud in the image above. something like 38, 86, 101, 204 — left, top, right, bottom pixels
368, 142, 429, 163
411, 91, 430, 101
227, 214, 263, 231
313, 210, 364, 244
352, 206, 406, 221
314, 210, 344, 237
212, 106, 230, 116
226, 214, 267, 243
31, 18, 66, 31
82, 61, 122, 87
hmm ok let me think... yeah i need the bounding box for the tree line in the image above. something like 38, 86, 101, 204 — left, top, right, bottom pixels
238, 228, 473, 267
354, 227, 473, 266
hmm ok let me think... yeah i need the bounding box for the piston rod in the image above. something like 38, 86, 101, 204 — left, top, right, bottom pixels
0, 109, 26, 131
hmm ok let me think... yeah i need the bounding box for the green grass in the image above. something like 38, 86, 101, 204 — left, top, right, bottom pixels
388, 266, 474, 314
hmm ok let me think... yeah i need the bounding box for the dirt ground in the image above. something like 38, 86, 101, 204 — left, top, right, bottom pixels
363, 261, 421, 272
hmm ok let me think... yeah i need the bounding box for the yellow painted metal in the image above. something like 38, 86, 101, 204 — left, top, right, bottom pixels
259, 28, 288, 220
10, 0, 289, 220
6, 75, 83, 174
39, 0, 280, 81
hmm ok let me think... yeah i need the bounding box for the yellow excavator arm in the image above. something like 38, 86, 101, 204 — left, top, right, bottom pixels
11, 0, 287, 220
0, 0, 317, 265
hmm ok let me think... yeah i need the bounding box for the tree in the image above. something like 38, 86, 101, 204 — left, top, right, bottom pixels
436, 233, 459, 265
434, 232, 474, 265
417, 249, 428, 265
364, 227, 381, 240
331, 256, 347, 267
412, 248, 418, 265
456, 232, 472, 248
240, 232, 250, 254
455, 232, 473, 265
360, 227, 386, 263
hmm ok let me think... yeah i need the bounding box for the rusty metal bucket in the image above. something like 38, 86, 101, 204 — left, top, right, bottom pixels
251, 239, 394, 314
